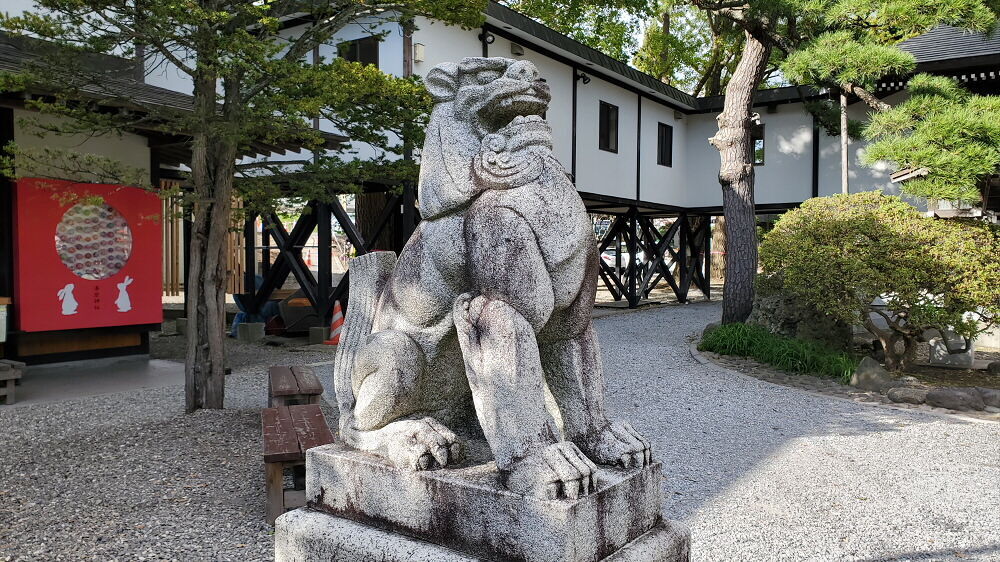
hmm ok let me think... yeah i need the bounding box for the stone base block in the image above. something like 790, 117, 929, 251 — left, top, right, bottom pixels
175, 317, 187, 336
275, 508, 690, 562
308, 326, 331, 344
297, 443, 687, 561
237, 322, 265, 343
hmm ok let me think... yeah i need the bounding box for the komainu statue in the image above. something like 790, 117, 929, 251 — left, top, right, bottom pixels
333, 57, 651, 500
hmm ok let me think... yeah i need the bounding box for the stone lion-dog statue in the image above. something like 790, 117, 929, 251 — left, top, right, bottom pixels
333, 57, 651, 500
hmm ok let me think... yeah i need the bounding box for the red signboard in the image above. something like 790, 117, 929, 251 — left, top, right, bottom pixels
13, 178, 163, 332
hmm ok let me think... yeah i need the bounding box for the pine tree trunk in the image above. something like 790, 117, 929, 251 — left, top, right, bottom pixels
709, 33, 771, 324
185, 65, 237, 412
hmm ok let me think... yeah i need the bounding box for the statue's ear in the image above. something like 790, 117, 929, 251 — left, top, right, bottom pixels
426, 62, 459, 102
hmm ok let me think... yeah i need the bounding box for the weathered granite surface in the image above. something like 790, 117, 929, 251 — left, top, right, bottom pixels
332, 57, 650, 499
283, 443, 686, 561
275, 508, 690, 562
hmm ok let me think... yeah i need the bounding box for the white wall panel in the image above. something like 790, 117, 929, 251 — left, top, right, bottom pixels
11, 106, 150, 178
685, 113, 724, 208
638, 99, 687, 208
818, 91, 908, 200
574, 76, 638, 200
411, 17, 484, 76
754, 104, 814, 204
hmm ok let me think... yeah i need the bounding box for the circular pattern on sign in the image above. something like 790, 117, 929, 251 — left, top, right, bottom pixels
55, 203, 133, 280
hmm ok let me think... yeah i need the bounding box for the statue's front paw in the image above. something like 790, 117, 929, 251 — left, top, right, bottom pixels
580, 420, 652, 468
505, 442, 598, 500
383, 417, 463, 471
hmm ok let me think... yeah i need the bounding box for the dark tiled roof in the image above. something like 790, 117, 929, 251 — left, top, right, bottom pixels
0, 32, 196, 112
899, 25, 1000, 64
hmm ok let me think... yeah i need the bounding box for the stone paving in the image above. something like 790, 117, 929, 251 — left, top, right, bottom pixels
1, 301, 998, 561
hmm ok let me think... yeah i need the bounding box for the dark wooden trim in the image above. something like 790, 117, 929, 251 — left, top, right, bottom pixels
635, 94, 641, 201
571, 67, 579, 179
316, 202, 332, 324
244, 213, 257, 295
579, 191, 688, 215
683, 201, 803, 215
479, 26, 490, 57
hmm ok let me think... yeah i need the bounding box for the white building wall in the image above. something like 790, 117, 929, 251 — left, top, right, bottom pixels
10, 107, 151, 180
685, 113, 724, 208
412, 17, 484, 75
574, 76, 638, 200
638, 98, 687, 208
817, 91, 908, 198
754, 104, 814, 204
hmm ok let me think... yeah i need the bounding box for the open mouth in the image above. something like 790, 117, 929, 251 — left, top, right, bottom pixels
483, 82, 551, 129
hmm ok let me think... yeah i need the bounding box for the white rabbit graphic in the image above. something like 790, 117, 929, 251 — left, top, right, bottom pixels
115, 276, 133, 312
57, 283, 79, 315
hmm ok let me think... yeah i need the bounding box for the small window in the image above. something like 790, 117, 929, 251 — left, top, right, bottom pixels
338, 36, 379, 67
657, 122, 673, 167
752, 122, 765, 165
599, 101, 618, 153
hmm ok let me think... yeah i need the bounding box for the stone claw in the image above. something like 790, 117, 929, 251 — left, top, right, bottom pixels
577, 420, 652, 469
382, 417, 462, 471
507, 442, 598, 501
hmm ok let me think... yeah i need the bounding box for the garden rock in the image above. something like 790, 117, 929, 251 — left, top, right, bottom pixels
849, 357, 899, 393
886, 387, 928, 405
924, 387, 985, 411
747, 289, 852, 351
703, 322, 720, 337
976, 387, 1000, 408
987, 361, 1000, 376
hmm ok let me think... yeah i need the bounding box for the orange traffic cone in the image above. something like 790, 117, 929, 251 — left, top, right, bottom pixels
323, 301, 344, 345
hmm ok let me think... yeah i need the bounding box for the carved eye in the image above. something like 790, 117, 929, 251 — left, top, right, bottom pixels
477, 71, 501, 84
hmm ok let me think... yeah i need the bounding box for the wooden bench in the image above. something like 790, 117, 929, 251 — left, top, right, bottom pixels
268, 366, 323, 407
262, 404, 334, 524
0, 361, 23, 405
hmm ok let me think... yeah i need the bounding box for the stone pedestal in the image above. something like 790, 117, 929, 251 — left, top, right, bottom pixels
274, 443, 690, 561
237, 322, 265, 343
308, 326, 330, 345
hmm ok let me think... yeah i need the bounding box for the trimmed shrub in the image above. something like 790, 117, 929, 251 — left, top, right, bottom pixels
699, 323, 859, 383
759, 192, 1000, 371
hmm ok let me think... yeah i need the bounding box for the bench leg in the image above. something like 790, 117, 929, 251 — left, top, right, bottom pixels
265, 462, 285, 525
0, 379, 13, 405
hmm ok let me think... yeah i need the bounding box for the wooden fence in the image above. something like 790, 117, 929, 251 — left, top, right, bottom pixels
161, 180, 246, 297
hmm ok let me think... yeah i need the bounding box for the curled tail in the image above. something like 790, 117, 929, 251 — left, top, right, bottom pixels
333, 251, 397, 434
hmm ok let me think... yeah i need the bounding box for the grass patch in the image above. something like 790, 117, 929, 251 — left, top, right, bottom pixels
699, 323, 859, 383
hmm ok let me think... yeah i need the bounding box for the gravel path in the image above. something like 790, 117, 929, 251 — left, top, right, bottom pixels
2, 301, 998, 561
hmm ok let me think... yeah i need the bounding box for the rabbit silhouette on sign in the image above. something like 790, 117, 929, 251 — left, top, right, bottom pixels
58, 283, 79, 315
115, 276, 133, 312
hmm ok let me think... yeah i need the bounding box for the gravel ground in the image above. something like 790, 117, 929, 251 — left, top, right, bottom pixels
2, 301, 999, 561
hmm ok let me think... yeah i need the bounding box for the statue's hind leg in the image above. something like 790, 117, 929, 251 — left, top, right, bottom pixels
341, 330, 463, 471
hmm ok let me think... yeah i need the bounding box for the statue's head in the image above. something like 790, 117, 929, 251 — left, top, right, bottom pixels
425, 57, 551, 137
